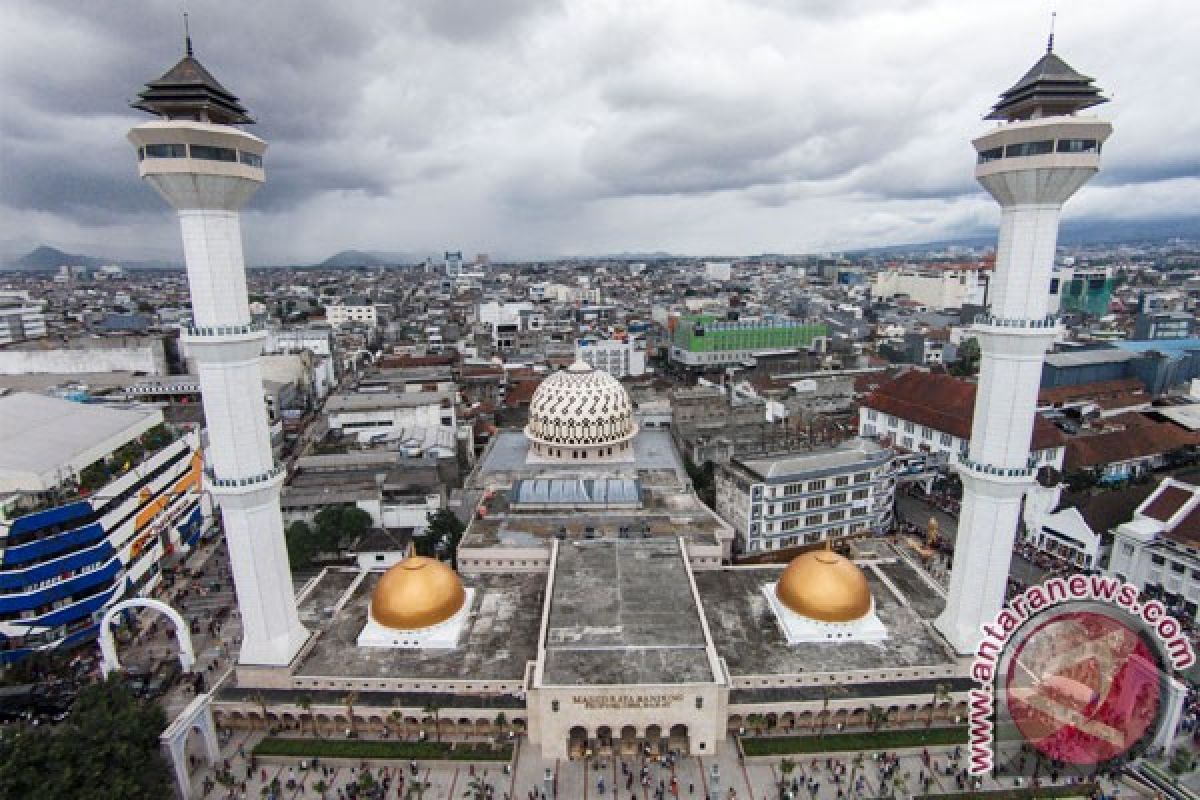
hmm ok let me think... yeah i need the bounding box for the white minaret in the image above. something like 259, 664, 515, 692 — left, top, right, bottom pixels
935, 36, 1112, 654
127, 34, 309, 666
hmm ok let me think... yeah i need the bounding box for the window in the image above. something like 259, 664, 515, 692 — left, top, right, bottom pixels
903, 421, 915, 433
921, 426, 932, 439
830, 493, 847, 504
808, 479, 827, 492
144, 143, 187, 158
805, 514, 822, 526
189, 144, 237, 162
977, 146, 1004, 163
806, 497, 824, 509
834, 476, 849, 487
852, 489, 869, 500
867, 410, 878, 421
239, 151, 263, 167
827, 510, 845, 521
854, 472, 870, 483
1172, 563, 1186, 574
1056, 138, 1098, 154
1004, 140, 1054, 158
1151, 554, 1166, 566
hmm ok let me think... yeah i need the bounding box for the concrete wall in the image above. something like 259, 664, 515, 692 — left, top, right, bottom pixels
0, 337, 168, 375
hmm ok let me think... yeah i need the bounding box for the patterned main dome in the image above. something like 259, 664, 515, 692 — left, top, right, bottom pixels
525, 361, 637, 454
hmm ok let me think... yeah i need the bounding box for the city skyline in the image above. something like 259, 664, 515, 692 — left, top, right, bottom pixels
2, 1, 1198, 264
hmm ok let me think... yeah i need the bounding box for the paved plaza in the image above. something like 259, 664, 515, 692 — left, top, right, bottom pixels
180, 729, 1132, 799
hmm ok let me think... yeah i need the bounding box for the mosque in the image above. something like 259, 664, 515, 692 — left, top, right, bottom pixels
125, 29, 1121, 763
219, 361, 965, 759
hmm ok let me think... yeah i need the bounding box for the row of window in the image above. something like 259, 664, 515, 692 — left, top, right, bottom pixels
778, 473, 871, 496
138, 143, 263, 167
977, 138, 1100, 164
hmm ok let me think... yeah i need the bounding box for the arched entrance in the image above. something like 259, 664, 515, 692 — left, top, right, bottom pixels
668, 724, 689, 755
596, 725, 614, 757
99, 597, 195, 677
568, 726, 588, 759
620, 725, 638, 756
160, 694, 220, 800
644, 724, 663, 757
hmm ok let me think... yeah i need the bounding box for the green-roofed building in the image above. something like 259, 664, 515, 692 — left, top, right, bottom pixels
669, 316, 827, 368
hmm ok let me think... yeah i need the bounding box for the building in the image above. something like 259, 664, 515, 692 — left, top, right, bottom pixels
858, 371, 1066, 469
870, 266, 989, 311
705, 262, 732, 282
444, 250, 463, 278
128, 40, 308, 667
325, 391, 456, 449
477, 301, 544, 352
669, 317, 827, 369
0, 393, 206, 664
0, 295, 47, 345
326, 299, 379, 328
1134, 311, 1195, 341
934, 41, 1112, 654
715, 439, 896, 555
0, 335, 168, 376
1052, 265, 1113, 317
1024, 482, 1155, 570
575, 337, 646, 378
1108, 478, 1200, 622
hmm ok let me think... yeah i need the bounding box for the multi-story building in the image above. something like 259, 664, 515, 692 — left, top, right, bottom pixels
1133, 311, 1194, 341
477, 301, 545, 352
575, 337, 646, 378
325, 390, 457, 449
715, 438, 896, 555
1107, 477, 1200, 622
326, 299, 379, 328
1051, 265, 1113, 317
859, 370, 1066, 470
0, 393, 207, 664
669, 317, 827, 369
0, 293, 47, 345
870, 265, 989, 311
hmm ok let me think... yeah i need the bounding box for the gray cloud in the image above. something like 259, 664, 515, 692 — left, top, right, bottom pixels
1, 0, 1197, 262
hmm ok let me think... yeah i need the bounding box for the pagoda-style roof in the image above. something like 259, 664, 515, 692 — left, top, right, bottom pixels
132, 41, 253, 125
986, 48, 1107, 121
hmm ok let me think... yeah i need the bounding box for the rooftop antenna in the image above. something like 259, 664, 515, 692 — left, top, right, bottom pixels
183, 11, 193, 57
1046, 11, 1056, 53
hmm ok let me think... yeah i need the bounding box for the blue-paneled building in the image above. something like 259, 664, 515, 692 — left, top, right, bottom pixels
0, 393, 208, 664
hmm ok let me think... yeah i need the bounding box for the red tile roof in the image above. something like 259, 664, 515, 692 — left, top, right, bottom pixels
1039, 378, 1148, 407
862, 370, 1067, 451
1142, 485, 1193, 522
1065, 422, 1200, 471
1166, 504, 1200, 547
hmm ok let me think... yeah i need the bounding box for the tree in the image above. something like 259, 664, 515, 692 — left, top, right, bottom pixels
285, 521, 318, 571
950, 337, 980, 377
423, 509, 466, 565
866, 704, 887, 732
0, 676, 172, 800
495, 712, 508, 740
928, 683, 949, 728
423, 700, 443, 742
314, 505, 372, 552
746, 713, 766, 736
297, 694, 317, 738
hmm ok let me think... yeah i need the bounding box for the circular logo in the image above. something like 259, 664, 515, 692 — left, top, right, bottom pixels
1001, 608, 1165, 767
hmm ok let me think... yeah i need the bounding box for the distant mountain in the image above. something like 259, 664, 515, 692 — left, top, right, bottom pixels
316, 249, 443, 268
4, 245, 179, 271
847, 216, 1200, 256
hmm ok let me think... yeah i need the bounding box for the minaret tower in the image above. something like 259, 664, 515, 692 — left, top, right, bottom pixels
935, 36, 1111, 654
128, 32, 309, 666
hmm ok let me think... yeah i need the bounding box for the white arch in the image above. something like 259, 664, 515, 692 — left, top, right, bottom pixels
99, 597, 195, 677
161, 693, 220, 799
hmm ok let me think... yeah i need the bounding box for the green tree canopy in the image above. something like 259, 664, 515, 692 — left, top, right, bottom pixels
0, 677, 172, 799
419, 509, 465, 564
313, 505, 373, 552
285, 520, 318, 571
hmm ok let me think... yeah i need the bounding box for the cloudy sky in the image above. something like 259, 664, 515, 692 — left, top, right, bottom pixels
2, 0, 1198, 264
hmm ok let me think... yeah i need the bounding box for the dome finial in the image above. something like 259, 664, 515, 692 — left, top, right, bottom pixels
183, 11, 193, 57
1046, 10, 1056, 53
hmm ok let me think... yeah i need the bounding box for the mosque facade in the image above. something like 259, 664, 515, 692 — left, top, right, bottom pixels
125, 35, 1117, 762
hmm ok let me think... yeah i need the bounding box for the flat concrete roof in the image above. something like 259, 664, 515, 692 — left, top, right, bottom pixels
694, 559, 955, 677
294, 568, 544, 682
477, 429, 686, 481
0, 393, 163, 493
541, 539, 713, 686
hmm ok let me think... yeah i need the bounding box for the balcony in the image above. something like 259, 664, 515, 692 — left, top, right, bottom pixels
973, 314, 1060, 330
204, 463, 286, 491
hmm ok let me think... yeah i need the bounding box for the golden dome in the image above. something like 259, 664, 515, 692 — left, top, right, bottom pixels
775, 547, 872, 623
369, 556, 466, 630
